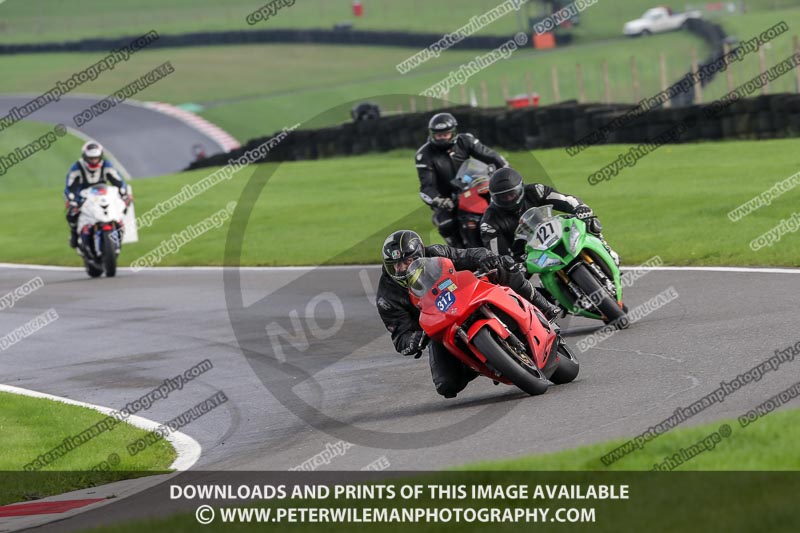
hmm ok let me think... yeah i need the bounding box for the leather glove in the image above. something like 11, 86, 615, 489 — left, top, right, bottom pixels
120, 192, 133, 214
431, 197, 455, 211
500, 255, 521, 271
478, 253, 502, 273
497, 255, 523, 284
66, 200, 80, 216
401, 330, 429, 358
480, 254, 516, 285
574, 205, 594, 220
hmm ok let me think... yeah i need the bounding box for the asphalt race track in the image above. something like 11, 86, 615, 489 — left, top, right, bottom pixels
1, 264, 799, 529
0, 96, 228, 178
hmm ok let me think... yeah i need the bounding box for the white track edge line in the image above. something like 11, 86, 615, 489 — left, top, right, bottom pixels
0, 262, 799, 274
0, 384, 201, 471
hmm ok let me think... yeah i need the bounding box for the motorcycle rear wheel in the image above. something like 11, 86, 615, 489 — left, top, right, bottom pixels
549, 338, 579, 384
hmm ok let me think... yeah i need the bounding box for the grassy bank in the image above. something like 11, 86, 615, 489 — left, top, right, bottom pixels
1, 133, 798, 268
0, 391, 176, 505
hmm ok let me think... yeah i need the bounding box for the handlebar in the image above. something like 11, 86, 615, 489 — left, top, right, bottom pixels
473, 268, 498, 279
419, 332, 430, 349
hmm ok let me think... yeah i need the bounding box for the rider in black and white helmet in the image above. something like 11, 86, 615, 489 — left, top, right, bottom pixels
64, 141, 131, 249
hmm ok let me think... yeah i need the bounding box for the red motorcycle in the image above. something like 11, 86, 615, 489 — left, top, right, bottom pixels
408, 256, 579, 396
450, 159, 493, 248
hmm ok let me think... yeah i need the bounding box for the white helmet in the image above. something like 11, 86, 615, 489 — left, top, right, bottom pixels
81, 141, 104, 170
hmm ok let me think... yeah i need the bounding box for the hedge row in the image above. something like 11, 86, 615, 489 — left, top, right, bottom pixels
186, 93, 800, 170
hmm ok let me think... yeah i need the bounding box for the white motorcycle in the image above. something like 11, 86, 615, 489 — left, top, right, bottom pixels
76, 184, 135, 278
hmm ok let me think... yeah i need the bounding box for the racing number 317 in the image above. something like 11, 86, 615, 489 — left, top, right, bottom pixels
436, 290, 455, 312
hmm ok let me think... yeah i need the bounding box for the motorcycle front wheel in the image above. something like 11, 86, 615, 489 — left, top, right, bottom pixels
472, 328, 549, 396
84, 257, 103, 278
570, 263, 628, 329
102, 231, 118, 277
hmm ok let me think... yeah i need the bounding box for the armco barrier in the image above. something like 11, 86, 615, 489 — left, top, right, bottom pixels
186, 94, 800, 171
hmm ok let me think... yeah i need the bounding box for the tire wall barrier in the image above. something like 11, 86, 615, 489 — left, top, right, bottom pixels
186, 94, 800, 170
666, 18, 728, 107
0, 28, 571, 55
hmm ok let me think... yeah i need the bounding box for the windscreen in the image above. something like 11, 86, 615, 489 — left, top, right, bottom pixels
514, 205, 555, 241
407, 257, 444, 298
452, 159, 492, 190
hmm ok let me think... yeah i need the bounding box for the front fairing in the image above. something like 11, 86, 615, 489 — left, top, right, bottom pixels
78, 185, 125, 226
520, 212, 584, 274
409, 256, 556, 374
410, 258, 491, 339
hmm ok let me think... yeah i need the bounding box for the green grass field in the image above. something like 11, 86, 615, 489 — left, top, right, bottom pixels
69, 408, 800, 532
197, 32, 709, 140
2, 3, 795, 141
0, 391, 175, 505
0, 32, 708, 140
464, 407, 800, 471
0, 0, 795, 43
3, 121, 799, 268
2, 1, 798, 524
0, 120, 85, 192
694, 6, 800, 103
0, 0, 524, 43
3, 9, 797, 142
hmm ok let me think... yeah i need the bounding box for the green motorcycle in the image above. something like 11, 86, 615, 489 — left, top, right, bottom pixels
514, 205, 628, 328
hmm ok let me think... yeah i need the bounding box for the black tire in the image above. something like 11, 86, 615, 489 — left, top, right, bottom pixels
570, 263, 628, 329
84, 257, 103, 278
640, 29, 651, 37
549, 339, 579, 385
472, 328, 548, 396
102, 231, 117, 278
458, 214, 483, 248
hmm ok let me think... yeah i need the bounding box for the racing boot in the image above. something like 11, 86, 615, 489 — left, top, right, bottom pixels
70, 227, 85, 256
536, 285, 560, 307
515, 278, 564, 321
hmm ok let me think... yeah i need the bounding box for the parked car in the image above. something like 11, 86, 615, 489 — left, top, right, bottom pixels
623, 6, 702, 37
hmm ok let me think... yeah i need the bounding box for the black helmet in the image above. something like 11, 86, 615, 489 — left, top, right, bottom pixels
351, 101, 380, 122
428, 113, 458, 148
382, 230, 425, 286
489, 167, 525, 211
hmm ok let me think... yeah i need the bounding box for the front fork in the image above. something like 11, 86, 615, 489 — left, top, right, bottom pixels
557, 252, 618, 311
92, 223, 122, 257
460, 305, 543, 378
